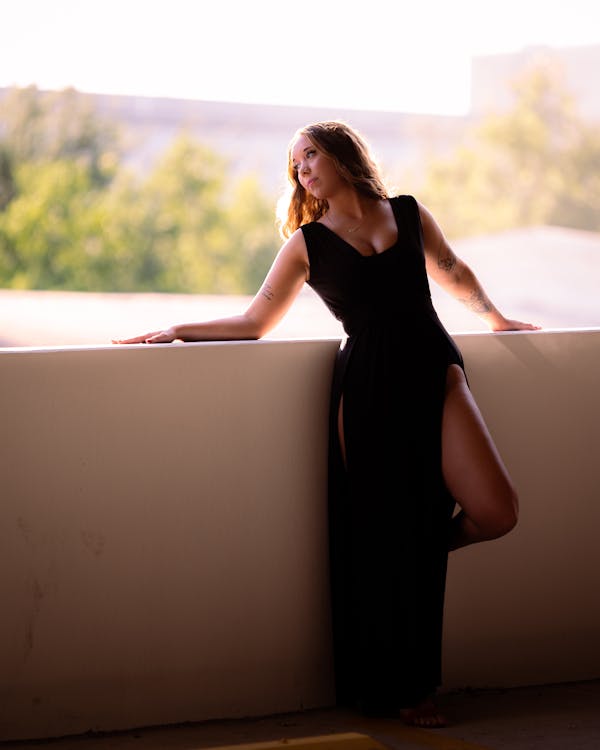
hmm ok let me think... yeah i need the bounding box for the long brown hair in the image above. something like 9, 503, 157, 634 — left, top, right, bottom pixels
276, 120, 389, 239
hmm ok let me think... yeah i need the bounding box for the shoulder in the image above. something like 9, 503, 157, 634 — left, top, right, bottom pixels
299, 219, 322, 237
388, 194, 424, 228
390, 195, 437, 230
280, 226, 309, 253
298, 220, 327, 254
389, 194, 417, 205
412, 200, 441, 236
388, 194, 420, 217
277, 227, 310, 269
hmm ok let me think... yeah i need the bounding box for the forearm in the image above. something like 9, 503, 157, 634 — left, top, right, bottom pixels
421, 202, 540, 334
447, 264, 507, 330
172, 313, 262, 342
114, 235, 310, 346
113, 311, 269, 345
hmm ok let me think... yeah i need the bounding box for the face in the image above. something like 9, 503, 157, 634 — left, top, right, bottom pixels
290, 133, 344, 199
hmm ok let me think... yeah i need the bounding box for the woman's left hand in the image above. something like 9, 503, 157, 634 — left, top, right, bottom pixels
490, 317, 542, 332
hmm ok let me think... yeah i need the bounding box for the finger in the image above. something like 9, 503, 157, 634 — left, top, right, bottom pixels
145, 333, 171, 344
112, 333, 154, 344
506, 320, 541, 331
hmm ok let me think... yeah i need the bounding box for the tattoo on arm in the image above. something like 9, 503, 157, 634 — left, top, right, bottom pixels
260, 283, 274, 301
436, 237, 456, 273
459, 288, 493, 314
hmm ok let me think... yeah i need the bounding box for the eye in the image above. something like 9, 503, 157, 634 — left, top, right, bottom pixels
291, 149, 316, 174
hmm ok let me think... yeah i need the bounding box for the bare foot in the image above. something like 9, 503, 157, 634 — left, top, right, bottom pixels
399, 698, 447, 728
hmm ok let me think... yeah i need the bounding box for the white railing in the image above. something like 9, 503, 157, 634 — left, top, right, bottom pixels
1, 329, 599, 741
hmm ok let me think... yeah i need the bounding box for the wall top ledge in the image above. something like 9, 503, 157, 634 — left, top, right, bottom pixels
0, 337, 343, 356
1, 327, 599, 356
452, 326, 600, 338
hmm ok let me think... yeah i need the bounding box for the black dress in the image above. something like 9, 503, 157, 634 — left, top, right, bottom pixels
301, 195, 465, 713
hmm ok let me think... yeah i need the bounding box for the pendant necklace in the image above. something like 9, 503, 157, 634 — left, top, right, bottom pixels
326, 212, 363, 234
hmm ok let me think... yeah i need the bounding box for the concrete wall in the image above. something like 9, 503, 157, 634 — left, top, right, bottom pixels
443, 328, 600, 690
1, 330, 599, 740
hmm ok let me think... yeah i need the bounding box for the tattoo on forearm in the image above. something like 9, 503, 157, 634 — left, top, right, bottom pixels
459, 288, 493, 314
437, 238, 456, 272
261, 283, 274, 301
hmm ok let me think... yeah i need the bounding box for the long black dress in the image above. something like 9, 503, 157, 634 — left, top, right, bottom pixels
301, 194, 465, 714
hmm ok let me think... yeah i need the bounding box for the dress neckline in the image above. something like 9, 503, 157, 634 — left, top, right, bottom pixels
315, 197, 400, 259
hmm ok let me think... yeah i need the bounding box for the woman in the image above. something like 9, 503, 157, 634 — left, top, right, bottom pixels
114, 121, 539, 727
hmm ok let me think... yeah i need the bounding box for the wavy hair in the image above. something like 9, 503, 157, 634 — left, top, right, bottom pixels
276, 120, 389, 239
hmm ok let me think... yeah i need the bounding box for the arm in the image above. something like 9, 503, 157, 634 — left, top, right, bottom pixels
113, 230, 310, 344
419, 202, 540, 332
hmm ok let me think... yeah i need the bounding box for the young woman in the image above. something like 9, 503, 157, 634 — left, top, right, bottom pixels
114, 120, 539, 727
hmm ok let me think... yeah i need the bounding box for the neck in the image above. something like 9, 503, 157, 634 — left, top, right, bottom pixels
325, 192, 381, 233
326, 188, 368, 220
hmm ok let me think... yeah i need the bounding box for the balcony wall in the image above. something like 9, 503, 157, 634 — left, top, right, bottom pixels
1, 330, 599, 741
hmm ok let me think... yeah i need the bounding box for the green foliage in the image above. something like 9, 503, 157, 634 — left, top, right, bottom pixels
416, 65, 600, 238
0, 145, 16, 210
139, 135, 234, 293
0, 85, 119, 186
0, 159, 100, 288
226, 176, 283, 292
1, 72, 598, 293
0, 86, 279, 292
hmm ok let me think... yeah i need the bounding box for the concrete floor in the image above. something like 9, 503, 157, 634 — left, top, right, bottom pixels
2, 680, 599, 750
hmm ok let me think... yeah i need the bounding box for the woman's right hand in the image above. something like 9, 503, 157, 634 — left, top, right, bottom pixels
111, 231, 310, 347
112, 327, 178, 345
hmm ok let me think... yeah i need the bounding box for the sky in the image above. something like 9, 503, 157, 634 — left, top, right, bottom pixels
1, 0, 599, 115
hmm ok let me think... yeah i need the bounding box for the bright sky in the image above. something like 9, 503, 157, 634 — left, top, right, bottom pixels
1, 0, 599, 115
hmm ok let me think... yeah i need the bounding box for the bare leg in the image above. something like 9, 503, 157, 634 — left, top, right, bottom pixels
402, 366, 518, 727
336, 370, 516, 726
442, 364, 519, 551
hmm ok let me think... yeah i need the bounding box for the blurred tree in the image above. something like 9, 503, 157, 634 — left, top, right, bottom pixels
0, 85, 119, 186
4, 71, 596, 293
0, 86, 123, 289
417, 65, 600, 238
0, 85, 45, 162
138, 134, 231, 293
0, 146, 16, 210
0, 159, 99, 288
111, 135, 280, 294
0, 87, 280, 292
226, 175, 280, 293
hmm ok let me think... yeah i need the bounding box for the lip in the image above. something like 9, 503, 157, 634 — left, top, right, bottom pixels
306, 177, 317, 189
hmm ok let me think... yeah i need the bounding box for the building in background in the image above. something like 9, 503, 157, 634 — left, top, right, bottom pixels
471, 44, 600, 120
66, 44, 600, 193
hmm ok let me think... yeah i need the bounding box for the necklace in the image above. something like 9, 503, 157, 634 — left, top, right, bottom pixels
326, 212, 363, 234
